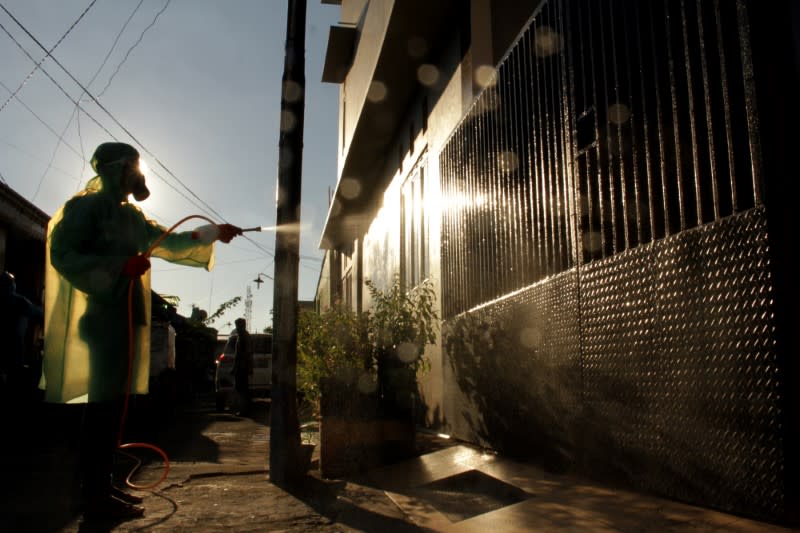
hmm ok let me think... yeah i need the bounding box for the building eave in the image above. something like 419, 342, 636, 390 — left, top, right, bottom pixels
319, 0, 456, 250
0, 182, 50, 241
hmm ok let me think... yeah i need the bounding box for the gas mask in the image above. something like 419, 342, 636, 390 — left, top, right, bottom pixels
130, 170, 151, 201
122, 159, 150, 201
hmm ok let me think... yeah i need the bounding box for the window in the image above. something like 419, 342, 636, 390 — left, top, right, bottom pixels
401, 162, 428, 288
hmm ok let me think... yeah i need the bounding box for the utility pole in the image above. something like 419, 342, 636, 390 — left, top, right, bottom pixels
270, 0, 306, 484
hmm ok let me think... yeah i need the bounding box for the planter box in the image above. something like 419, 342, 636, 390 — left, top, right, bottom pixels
319, 378, 381, 478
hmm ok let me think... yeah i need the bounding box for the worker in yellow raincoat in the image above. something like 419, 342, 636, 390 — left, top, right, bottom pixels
41, 142, 241, 521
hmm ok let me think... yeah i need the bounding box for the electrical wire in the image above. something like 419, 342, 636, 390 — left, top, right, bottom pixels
0, 3, 230, 225
91, 0, 145, 96
0, 79, 84, 160
1, 3, 320, 271
0, 21, 223, 220
0, 136, 81, 181
0, 0, 97, 114
96, 0, 170, 98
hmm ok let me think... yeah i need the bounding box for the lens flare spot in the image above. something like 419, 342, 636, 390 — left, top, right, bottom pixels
583, 231, 603, 253
519, 327, 542, 349
608, 103, 631, 124
283, 80, 302, 103
417, 64, 440, 87
367, 81, 388, 103
474, 65, 497, 88
534, 26, 563, 57
280, 110, 297, 132
397, 342, 419, 363
497, 151, 519, 174
340, 177, 362, 200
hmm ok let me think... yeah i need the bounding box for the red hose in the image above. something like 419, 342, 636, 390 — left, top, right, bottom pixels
117, 214, 216, 490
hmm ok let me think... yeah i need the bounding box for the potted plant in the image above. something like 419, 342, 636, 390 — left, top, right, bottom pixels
297, 274, 438, 476
366, 274, 438, 462
297, 305, 379, 478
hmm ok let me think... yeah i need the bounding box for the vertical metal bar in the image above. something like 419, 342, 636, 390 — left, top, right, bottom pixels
696, 0, 719, 220
455, 138, 465, 314
714, 0, 738, 212
541, 5, 556, 271
575, 1, 594, 262
735, 0, 762, 205
596, 0, 619, 255
550, 1, 568, 270
521, 28, 538, 280
634, 0, 657, 243
440, 148, 449, 317
649, 0, 671, 237
607, 0, 630, 250
469, 115, 480, 309
556, 1, 575, 269
664, 0, 687, 231
532, 25, 547, 277
508, 48, 523, 287
621, 0, 645, 245
585, 0, 607, 257
679, 0, 703, 225
488, 79, 503, 297
476, 110, 488, 305
542, 13, 559, 273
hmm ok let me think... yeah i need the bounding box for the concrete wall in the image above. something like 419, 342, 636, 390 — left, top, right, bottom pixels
339, 0, 393, 174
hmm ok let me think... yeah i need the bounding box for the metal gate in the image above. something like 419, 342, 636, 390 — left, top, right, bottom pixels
440, 0, 783, 520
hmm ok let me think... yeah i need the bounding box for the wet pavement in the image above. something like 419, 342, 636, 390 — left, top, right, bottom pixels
1, 392, 798, 532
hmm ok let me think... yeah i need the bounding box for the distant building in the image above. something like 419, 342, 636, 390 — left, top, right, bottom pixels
0, 182, 48, 304
317, 0, 798, 524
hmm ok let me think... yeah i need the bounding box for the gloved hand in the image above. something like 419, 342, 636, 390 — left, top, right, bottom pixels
217, 224, 243, 243
122, 255, 151, 278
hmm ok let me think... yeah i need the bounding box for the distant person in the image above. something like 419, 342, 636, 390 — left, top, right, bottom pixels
0, 270, 43, 392
231, 317, 253, 416
42, 141, 242, 522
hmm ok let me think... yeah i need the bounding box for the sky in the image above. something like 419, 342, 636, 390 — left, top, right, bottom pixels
0, 0, 340, 334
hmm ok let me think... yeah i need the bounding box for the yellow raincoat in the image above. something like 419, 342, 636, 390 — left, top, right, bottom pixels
41, 142, 215, 403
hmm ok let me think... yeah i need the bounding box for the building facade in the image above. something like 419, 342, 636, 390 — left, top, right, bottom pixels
317, 0, 799, 523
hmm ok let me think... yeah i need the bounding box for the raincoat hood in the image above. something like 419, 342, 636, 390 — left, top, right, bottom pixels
90, 142, 140, 202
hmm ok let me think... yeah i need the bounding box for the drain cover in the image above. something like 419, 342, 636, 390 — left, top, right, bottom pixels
413, 469, 532, 523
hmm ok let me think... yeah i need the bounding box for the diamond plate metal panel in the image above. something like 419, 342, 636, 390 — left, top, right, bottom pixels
580, 207, 783, 518
443, 271, 581, 464
652, 206, 782, 517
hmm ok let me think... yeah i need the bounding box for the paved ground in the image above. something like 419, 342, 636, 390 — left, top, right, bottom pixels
1, 391, 798, 532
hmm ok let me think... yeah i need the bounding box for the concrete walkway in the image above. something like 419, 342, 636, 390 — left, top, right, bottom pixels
3, 396, 798, 532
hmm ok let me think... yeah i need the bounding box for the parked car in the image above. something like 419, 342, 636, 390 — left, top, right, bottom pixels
214, 333, 272, 412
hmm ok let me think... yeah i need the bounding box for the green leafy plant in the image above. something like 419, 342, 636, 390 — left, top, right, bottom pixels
366, 274, 438, 374
297, 274, 438, 414
297, 305, 372, 409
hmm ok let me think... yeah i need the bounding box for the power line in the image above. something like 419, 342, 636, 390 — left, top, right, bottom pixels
0, 136, 81, 181
97, 0, 170, 98
0, 0, 97, 114
0, 18, 118, 139
90, 0, 144, 96
0, 2, 230, 224
0, 79, 84, 160
0, 15, 220, 218
0, 3, 321, 273
32, 104, 78, 202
